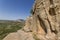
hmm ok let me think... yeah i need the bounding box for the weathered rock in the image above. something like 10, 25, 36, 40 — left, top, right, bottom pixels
32, 0, 60, 40
3, 0, 60, 40
45, 33, 57, 40
17, 30, 35, 40
23, 16, 33, 32
3, 32, 20, 40
3, 30, 35, 40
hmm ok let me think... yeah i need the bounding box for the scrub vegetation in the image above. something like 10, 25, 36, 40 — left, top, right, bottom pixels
0, 20, 25, 40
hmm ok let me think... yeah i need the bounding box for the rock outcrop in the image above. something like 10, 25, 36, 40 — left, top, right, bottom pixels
3, 0, 60, 40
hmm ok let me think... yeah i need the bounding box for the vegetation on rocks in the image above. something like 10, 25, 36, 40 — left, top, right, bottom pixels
30, 9, 33, 15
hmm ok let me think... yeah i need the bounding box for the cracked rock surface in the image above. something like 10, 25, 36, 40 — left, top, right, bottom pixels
3, 0, 60, 40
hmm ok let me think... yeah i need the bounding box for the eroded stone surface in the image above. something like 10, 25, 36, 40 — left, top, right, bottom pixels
3, 0, 60, 40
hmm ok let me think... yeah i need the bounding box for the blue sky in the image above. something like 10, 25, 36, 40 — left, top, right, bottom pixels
0, 0, 34, 20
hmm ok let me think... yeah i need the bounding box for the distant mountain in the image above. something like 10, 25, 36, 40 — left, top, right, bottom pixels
16, 19, 25, 22
0, 19, 25, 23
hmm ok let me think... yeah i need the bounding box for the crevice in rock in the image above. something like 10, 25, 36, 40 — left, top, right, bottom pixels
49, 0, 56, 16
51, 29, 58, 34
49, 7, 58, 34
46, 17, 57, 34
37, 15, 47, 33
49, 8, 56, 16
49, 0, 54, 4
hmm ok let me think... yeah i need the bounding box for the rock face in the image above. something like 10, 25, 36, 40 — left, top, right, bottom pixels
3, 0, 60, 40
3, 30, 35, 40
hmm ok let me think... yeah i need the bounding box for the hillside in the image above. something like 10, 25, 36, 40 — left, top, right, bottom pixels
0, 19, 25, 40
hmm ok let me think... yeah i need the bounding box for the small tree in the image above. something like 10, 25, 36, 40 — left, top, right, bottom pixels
30, 9, 33, 15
